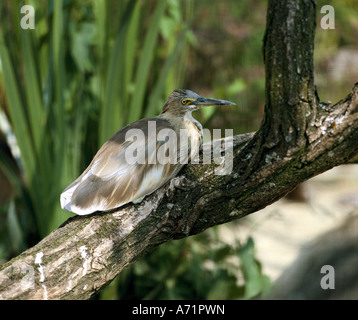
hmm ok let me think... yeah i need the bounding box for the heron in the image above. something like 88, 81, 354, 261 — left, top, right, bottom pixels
60, 89, 235, 215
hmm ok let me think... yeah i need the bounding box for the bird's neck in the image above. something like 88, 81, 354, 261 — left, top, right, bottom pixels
160, 110, 202, 133
183, 110, 199, 125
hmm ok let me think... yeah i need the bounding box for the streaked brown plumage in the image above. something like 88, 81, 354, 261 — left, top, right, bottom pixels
60, 89, 235, 215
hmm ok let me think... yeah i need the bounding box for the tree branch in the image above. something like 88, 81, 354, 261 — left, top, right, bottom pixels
1, 0, 358, 300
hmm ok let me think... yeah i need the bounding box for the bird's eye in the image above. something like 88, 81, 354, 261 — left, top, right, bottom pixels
181, 99, 191, 106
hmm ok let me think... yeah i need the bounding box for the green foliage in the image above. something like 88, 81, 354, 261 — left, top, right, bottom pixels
238, 237, 270, 299
0, 0, 192, 241
99, 230, 270, 300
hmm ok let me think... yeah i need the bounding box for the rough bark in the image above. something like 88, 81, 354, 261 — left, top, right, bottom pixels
1, 0, 358, 300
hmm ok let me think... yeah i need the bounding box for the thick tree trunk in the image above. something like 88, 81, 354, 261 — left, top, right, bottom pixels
1, 0, 358, 300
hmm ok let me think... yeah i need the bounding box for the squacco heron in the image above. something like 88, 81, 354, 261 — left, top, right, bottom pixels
60, 89, 235, 215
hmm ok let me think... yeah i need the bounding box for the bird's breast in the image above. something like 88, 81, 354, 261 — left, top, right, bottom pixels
182, 116, 202, 139
181, 116, 203, 162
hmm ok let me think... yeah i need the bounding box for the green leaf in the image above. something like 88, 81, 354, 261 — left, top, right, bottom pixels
239, 237, 271, 299
227, 78, 246, 95
21, 30, 45, 159
145, 30, 186, 117
99, 0, 138, 145
7, 201, 26, 253
70, 22, 95, 72
0, 41, 36, 186
128, 0, 167, 123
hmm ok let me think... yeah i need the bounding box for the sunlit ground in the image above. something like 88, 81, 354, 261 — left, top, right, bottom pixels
219, 164, 358, 281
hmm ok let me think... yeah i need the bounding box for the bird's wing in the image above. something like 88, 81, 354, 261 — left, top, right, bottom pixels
60, 117, 183, 215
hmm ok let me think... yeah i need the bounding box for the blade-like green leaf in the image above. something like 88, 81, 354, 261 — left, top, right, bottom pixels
21, 30, 44, 159
99, 0, 138, 145
52, 0, 65, 169
124, 0, 141, 108
145, 31, 186, 117
44, 0, 67, 235
128, 0, 167, 123
93, 0, 108, 99
7, 200, 26, 253
0, 42, 36, 184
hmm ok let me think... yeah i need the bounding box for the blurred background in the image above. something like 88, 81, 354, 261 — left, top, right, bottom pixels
0, 0, 357, 299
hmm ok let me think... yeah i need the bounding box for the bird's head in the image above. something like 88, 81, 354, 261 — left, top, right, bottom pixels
161, 89, 236, 117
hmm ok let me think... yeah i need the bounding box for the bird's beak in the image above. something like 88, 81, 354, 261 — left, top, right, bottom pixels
190, 97, 236, 107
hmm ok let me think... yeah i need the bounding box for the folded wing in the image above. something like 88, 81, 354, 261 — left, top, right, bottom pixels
60, 118, 183, 215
